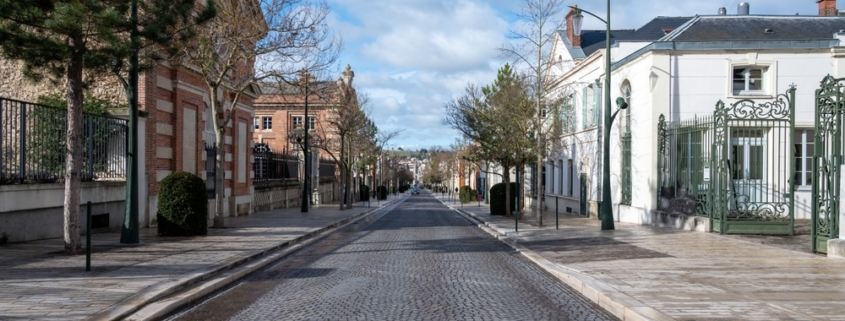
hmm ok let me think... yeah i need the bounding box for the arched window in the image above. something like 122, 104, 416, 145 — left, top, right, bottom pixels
621, 81, 631, 134
619, 80, 632, 205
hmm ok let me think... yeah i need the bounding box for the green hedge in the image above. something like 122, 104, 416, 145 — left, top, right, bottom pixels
377, 185, 388, 200
157, 172, 208, 236
459, 186, 475, 203
490, 182, 518, 216
360, 185, 370, 201
398, 184, 411, 193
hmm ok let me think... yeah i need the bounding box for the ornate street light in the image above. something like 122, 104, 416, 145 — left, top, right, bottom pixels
568, 2, 629, 230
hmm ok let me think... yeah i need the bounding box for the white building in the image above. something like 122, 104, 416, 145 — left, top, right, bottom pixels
545, 1, 845, 254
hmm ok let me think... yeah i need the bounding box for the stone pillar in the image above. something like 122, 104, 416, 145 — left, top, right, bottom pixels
828, 164, 845, 258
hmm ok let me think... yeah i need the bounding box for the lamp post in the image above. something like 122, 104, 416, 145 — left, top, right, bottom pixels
569, 2, 628, 230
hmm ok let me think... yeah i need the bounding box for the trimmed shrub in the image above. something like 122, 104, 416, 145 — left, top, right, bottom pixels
377, 185, 388, 200
157, 171, 208, 236
398, 184, 411, 193
490, 182, 518, 216
459, 186, 474, 203
359, 185, 370, 201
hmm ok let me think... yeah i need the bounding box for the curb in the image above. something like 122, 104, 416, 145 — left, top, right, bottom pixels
441, 198, 674, 321
90, 196, 407, 321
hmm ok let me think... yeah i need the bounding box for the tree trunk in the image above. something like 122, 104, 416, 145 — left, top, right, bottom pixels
503, 165, 511, 217
537, 151, 544, 227
339, 138, 346, 210
211, 88, 226, 228
63, 37, 84, 254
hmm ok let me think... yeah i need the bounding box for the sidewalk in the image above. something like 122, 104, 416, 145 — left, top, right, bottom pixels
0, 194, 406, 321
434, 193, 845, 321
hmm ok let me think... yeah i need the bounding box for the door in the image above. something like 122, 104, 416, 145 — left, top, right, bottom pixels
730, 129, 766, 209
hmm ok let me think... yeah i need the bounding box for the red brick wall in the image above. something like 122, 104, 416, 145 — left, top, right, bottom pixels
142, 64, 254, 199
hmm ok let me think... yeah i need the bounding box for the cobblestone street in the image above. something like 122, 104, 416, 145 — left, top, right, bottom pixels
166, 194, 617, 321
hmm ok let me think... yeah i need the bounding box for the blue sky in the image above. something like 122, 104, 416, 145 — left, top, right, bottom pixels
323, 0, 828, 151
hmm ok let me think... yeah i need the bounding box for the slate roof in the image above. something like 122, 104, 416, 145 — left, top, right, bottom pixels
578, 16, 693, 56
663, 15, 845, 41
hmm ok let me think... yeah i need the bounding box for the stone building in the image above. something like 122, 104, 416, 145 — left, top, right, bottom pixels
0, 9, 261, 241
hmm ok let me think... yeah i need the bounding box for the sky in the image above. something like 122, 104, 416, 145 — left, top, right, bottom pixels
323, 0, 826, 151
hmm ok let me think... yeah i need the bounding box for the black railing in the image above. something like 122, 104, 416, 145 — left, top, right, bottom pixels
319, 160, 337, 180
253, 151, 299, 185
205, 143, 217, 199
0, 97, 128, 185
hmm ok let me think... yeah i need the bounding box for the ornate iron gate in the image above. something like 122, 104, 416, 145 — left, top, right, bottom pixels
811, 76, 843, 253
711, 88, 796, 235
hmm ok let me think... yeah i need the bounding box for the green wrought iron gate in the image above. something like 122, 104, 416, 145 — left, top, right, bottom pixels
811, 76, 843, 253
711, 88, 796, 235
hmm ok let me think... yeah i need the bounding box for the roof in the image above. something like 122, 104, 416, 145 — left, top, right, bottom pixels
578, 16, 693, 56
662, 15, 845, 42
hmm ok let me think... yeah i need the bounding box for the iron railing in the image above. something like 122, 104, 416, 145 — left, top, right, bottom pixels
658, 114, 714, 216
0, 97, 128, 185
253, 150, 299, 185
318, 160, 337, 181
205, 143, 217, 199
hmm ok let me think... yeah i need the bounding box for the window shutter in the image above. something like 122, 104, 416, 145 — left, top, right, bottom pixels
582, 87, 588, 129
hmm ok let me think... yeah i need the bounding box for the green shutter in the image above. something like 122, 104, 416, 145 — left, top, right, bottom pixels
582, 87, 588, 129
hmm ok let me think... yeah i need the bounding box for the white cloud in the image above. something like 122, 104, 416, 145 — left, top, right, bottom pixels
324, 0, 830, 149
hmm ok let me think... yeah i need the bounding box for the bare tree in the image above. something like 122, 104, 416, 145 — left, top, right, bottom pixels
311, 69, 373, 209
498, 0, 569, 226
174, 0, 341, 227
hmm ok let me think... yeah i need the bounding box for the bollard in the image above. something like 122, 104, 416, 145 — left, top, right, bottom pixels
86, 201, 91, 272
515, 210, 518, 233
555, 197, 559, 230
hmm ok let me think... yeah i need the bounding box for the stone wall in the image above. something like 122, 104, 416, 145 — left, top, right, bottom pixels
0, 59, 126, 105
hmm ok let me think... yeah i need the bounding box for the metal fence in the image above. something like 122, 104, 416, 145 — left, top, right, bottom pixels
253, 150, 299, 185
319, 160, 337, 181
657, 114, 714, 216
1, 97, 128, 185
205, 143, 217, 199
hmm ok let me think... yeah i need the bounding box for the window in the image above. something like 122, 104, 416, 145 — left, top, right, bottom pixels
253, 117, 259, 130
620, 81, 631, 134
582, 85, 595, 129
262, 116, 272, 130
794, 129, 815, 186
292, 116, 315, 129
730, 128, 765, 180
732, 66, 768, 96
568, 159, 574, 197
563, 95, 575, 133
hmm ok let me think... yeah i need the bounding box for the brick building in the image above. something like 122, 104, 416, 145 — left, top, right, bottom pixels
253, 66, 357, 160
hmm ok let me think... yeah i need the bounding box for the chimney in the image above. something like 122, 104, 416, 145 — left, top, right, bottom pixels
565, 5, 581, 47
818, 0, 838, 16
737, 2, 750, 15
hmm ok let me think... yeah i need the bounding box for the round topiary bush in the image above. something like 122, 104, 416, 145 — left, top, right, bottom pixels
377, 185, 388, 200
490, 182, 518, 216
157, 171, 208, 236
360, 185, 370, 201
459, 186, 474, 203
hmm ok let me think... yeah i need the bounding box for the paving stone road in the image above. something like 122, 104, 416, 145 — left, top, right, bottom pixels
166, 193, 618, 321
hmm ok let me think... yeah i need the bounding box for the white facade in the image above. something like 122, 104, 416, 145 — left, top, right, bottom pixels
547, 14, 845, 226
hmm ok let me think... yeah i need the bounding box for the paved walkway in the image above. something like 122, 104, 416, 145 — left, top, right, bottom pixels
0, 194, 405, 321
434, 193, 845, 321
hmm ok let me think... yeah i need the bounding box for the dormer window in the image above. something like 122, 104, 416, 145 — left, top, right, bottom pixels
732, 66, 768, 96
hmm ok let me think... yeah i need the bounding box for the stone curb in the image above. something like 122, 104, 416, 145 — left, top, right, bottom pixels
442, 199, 675, 321
89, 196, 408, 321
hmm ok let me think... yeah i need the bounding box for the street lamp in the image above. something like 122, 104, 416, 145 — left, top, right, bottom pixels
569, 2, 628, 230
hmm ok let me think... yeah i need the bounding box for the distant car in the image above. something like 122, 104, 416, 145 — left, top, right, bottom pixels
411, 188, 419, 195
